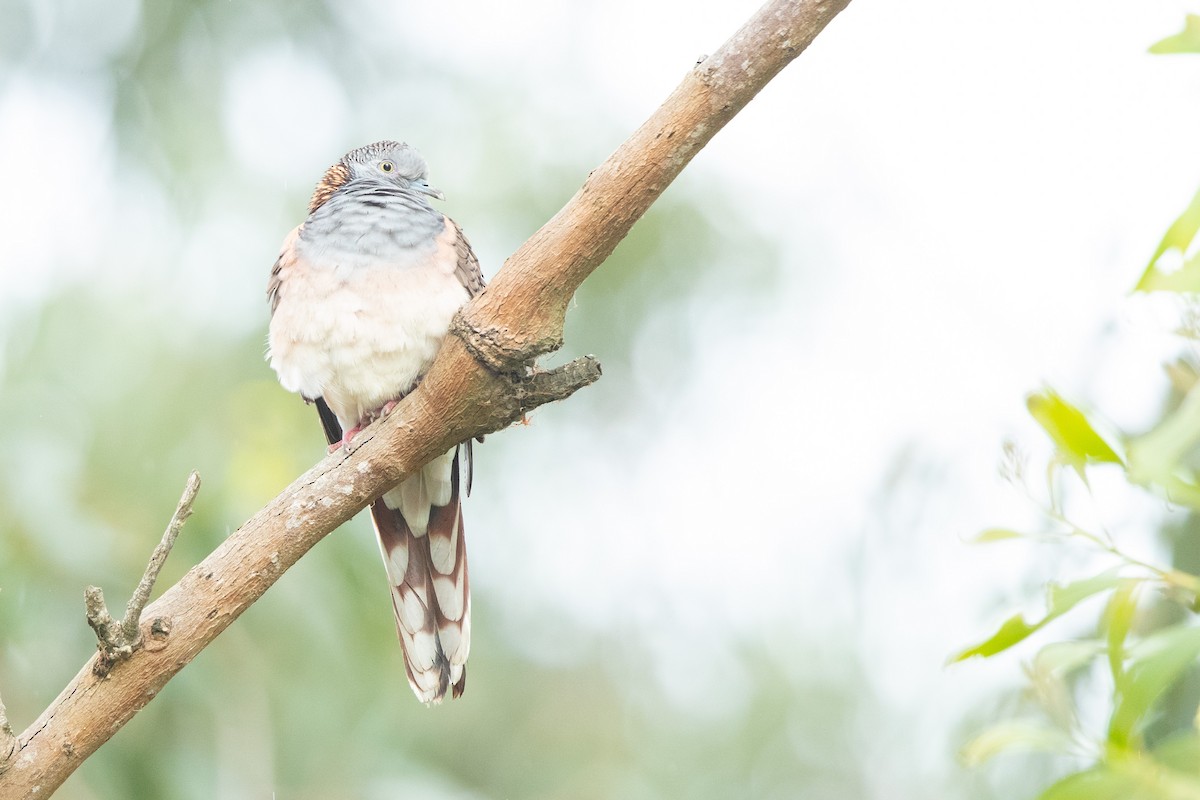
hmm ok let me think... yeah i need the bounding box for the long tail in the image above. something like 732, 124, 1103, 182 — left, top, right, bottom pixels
370, 450, 471, 704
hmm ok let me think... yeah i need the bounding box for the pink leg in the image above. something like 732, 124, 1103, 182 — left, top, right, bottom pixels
328, 424, 364, 453
327, 399, 400, 453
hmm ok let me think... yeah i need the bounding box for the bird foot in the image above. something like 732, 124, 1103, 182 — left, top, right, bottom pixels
328, 400, 401, 454
329, 425, 364, 453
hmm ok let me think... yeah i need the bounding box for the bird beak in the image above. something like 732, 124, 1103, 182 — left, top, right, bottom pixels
415, 180, 445, 201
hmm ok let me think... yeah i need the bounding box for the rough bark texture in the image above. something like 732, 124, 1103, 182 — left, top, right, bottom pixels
0, 0, 852, 796
0, 695, 14, 778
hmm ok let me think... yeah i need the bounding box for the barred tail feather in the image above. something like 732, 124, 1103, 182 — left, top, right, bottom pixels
371, 449, 470, 703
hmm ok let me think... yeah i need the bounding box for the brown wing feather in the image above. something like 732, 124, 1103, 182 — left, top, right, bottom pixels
448, 217, 486, 298
448, 217, 487, 476
267, 226, 302, 317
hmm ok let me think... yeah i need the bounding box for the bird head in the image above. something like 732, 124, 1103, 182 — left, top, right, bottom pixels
307, 140, 444, 213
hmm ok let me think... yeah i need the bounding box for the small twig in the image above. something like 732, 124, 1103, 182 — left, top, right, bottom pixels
122, 471, 201, 640
516, 356, 603, 411
86, 471, 201, 676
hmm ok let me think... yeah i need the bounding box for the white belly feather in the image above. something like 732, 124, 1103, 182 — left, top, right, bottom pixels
267, 225, 469, 430
267, 217, 469, 531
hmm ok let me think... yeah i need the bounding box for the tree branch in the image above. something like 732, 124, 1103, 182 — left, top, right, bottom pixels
0, 690, 14, 777
0, 0, 851, 795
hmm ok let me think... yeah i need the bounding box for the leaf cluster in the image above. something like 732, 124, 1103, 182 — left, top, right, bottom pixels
955, 20, 1200, 796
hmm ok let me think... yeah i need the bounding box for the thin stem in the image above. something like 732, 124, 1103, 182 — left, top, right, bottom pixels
121, 471, 201, 643
86, 471, 201, 675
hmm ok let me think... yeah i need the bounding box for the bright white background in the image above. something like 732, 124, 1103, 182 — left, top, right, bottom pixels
2, 1, 1199, 795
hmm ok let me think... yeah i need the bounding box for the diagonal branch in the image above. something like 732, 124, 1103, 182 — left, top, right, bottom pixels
456, 0, 852, 368
0, 0, 851, 795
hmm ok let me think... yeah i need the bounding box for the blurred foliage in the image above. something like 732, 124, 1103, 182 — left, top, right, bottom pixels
1137, 187, 1200, 293
0, 1, 878, 799
9, 0, 1196, 797
955, 19, 1200, 797
1149, 15, 1200, 55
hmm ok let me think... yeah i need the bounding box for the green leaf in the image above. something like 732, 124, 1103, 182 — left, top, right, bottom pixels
1136, 186, 1200, 292
970, 527, 1025, 543
952, 614, 1040, 660
1047, 569, 1124, 609
951, 569, 1123, 661
1149, 15, 1200, 55
1136, 253, 1200, 293
1043, 755, 1200, 800
1104, 580, 1141, 693
960, 721, 1072, 766
1108, 748, 1200, 799
1026, 390, 1123, 477
1156, 733, 1200, 776
1109, 625, 1200, 748
1034, 640, 1105, 676
1125, 388, 1200, 503
1039, 768, 1137, 800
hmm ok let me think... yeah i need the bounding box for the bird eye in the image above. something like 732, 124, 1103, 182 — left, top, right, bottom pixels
379, 161, 395, 173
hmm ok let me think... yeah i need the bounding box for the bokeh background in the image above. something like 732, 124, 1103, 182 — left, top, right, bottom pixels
2, 1, 1199, 798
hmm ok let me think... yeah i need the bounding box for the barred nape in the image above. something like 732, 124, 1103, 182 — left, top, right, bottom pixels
307, 162, 351, 214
